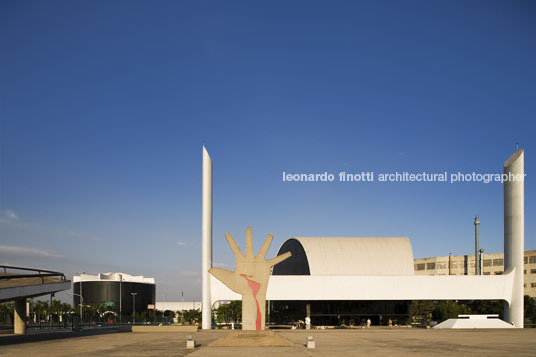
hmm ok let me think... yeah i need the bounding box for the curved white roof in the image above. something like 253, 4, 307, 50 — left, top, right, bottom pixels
73, 272, 155, 284
289, 237, 414, 276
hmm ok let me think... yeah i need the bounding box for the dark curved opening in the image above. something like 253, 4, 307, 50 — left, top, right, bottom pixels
272, 238, 310, 275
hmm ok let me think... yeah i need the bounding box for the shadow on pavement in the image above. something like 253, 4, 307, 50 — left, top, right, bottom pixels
0, 327, 127, 346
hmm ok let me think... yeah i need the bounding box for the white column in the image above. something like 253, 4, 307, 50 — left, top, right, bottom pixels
504, 148, 524, 328
202, 146, 213, 329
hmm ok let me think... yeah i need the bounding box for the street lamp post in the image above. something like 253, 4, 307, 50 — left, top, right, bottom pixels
76, 272, 85, 325
119, 274, 122, 324
479, 249, 484, 275
72, 293, 84, 330
474, 216, 480, 275
131, 293, 137, 324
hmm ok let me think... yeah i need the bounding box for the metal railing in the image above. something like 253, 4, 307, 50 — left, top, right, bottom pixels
0, 265, 67, 283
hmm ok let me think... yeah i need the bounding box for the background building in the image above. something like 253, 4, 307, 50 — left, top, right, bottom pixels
414, 249, 536, 298
153, 301, 201, 312
73, 272, 155, 319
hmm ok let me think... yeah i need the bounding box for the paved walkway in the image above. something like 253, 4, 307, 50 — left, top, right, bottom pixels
0, 328, 535, 356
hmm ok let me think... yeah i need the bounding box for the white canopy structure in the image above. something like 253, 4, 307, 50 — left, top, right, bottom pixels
433, 315, 515, 329
210, 236, 516, 305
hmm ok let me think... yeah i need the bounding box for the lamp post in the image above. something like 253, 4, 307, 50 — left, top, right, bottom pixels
76, 272, 85, 325
474, 216, 480, 275
119, 274, 122, 324
49, 293, 53, 330
479, 249, 484, 275
72, 293, 84, 330
131, 293, 137, 324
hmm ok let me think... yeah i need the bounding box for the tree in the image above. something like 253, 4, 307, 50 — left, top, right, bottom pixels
183, 309, 201, 325
153, 309, 164, 323
0, 303, 14, 324
468, 300, 502, 318
228, 301, 241, 323
51, 299, 62, 325
34, 300, 49, 326
83, 305, 97, 324
215, 304, 225, 324
432, 301, 470, 322
140, 311, 147, 323
160, 310, 173, 324
215, 301, 242, 325
60, 303, 72, 327
411, 300, 435, 325
216, 303, 231, 324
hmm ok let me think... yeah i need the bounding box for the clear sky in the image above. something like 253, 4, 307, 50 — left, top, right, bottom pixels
1, 0, 535, 302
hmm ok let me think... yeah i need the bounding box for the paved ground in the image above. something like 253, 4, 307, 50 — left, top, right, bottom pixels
0, 328, 535, 356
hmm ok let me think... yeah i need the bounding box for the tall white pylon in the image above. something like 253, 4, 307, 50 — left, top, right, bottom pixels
504, 148, 524, 328
202, 146, 213, 329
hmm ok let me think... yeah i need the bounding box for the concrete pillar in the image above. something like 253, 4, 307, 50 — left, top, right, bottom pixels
504, 148, 524, 328
14, 299, 27, 335
201, 146, 213, 329
306, 303, 311, 329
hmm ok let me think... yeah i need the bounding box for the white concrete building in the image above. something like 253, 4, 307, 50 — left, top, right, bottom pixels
154, 301, 201, 312
202, 147, 526, 328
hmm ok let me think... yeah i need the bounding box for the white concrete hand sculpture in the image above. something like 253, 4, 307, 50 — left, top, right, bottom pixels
209, 226, 291, 330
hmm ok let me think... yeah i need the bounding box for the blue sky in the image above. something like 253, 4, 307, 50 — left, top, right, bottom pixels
1, 0, 535, 301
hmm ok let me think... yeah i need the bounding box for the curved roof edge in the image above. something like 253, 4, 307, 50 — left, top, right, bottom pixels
276, 237, 415, 276
73, 272, 155, 284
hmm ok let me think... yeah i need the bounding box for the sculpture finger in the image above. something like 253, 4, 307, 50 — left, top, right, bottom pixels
245, 226, 254, 257
209, 268, 238, 292
225, 232, 244, 259
267, 251, 292, 267
257, 234, 273, 259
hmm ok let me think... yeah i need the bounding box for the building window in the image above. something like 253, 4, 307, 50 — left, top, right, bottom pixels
426, 262, 436, 270
532, 283, 536, 288
525, 270, 527, 274
530, 256, 536, 264
493, 259, 503, 267
525, 256, 528, 264
483, 272, 490, 275
483, 259, 492, 267
494, 271, 503, 275
415, 263, 425, 271
531, 269, 536, 274
437, 262, 447, 269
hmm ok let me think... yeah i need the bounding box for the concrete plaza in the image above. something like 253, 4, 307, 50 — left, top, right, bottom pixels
1, 328, 535, 356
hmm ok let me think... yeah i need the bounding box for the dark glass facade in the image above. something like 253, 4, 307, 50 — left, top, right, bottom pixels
73, 281, 155, 316
270, 300, 411, 326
